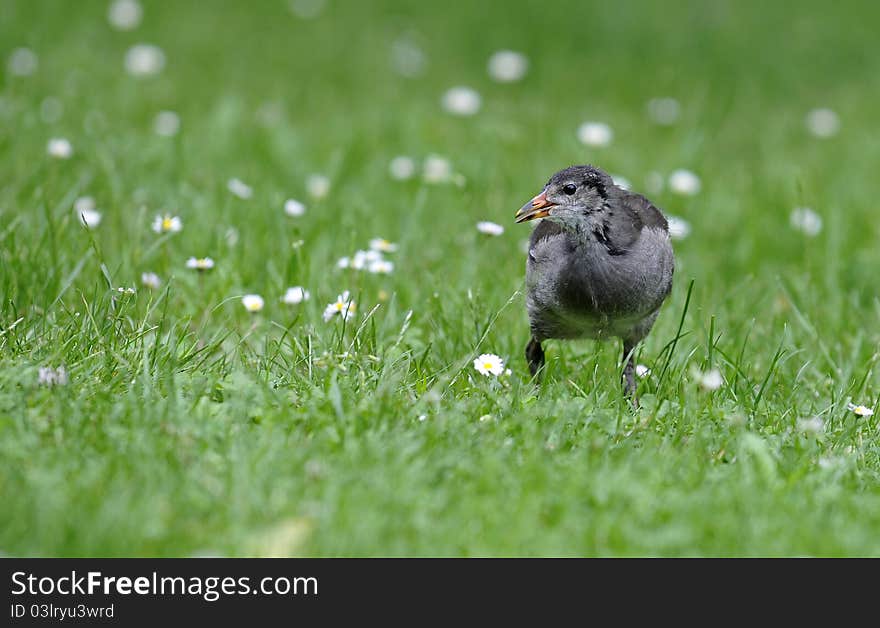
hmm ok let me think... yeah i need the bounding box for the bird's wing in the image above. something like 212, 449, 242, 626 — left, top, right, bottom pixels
595, 192, 668, 255
528, 219, 567, 251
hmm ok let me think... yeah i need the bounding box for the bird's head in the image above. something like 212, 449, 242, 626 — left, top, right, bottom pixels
515, 165, 613, 226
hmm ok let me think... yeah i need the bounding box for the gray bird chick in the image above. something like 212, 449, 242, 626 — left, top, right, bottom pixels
515, 165, 674, 403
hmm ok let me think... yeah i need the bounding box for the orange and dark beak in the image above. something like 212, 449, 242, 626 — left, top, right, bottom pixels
515, 191, 556, 223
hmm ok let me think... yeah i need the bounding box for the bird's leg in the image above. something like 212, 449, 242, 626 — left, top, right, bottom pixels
622, 340, 638, 407
525, 337, 545, 377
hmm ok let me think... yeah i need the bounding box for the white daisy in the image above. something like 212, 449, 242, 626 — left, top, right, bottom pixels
369, 238, 398, 253
422, 154, 453, 183
847, 403, 874, 417
323, 291, 356, 322
797, 417, 824, 435
806, 108, 840, 138
152, 214, 183, 233
284, 199, 306, 217
108, 0, 142, 31
186, 257, 215, 271
38, 366, 68, 387
487, 50, 528, 83
390, 37, 427, 78
635, 364, 651, 378
141, 272, 161, 290
667, 216, 691, 240
668, 169, 701, 196
577, 121, 613, 147
442, 86, 481, 116
646, 97, 681, 125
47, 138, 73, 159
7, 47, 38, 76
473, 353, 505, 377
368, 259, 394, 274
789, 207, 822, 237
242, 294, 265, 313
74, 196, 96, 213
389, 156, 416, 180
154, 110, 180, 137
477, 221, 504, 236
124, 44, 165, 77
282, 286, 310, 305
116, 286, 136, 295
77, 208, 102, 229
692, 367, 723, 391
306, 174, 330, 199
336, 257, 351, 269
227, 178, 253, 199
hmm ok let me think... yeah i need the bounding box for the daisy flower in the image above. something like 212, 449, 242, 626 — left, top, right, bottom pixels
108, 0, 143, 31
323, 291, 356, 322
241, 294, 264, 313
306, 174, 330, 199
154, 110, 180, 137
141, 272, 161, 290
369, 238, 398, 253
152, 214, 183, 233
789, 207, 822, 237
473, 353, 505, 377
47, 138, 73, 159
477, 221, 504, 236
389, 156, 416, 180
422, 154, 453, 183
668, 169, 701, 196
806, 108, 840, 138
667, 216, 691, 240
368, 259, 394, 274
390, 37, 427, 78
442, 86, 481, 116
692, 367, 723, 391
577, 122, 613, 147
282, 286, 310, 305
487, 50, 528, 83
284, 199, 306, 217
847, 403, 874, 417
635, 364, 651, 378
186, 257, 215, 271
124, 44, 165, 77
7, 47, 38, 76
227, 178, 253, 199
645, 97, 681, 125
38, 366, 68, 387
77, 207, 102, 228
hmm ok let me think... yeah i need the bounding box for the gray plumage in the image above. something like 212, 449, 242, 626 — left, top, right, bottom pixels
515, 165, 674, 403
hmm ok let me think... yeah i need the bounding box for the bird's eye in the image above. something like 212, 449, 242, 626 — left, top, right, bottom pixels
562, 184, 577, 195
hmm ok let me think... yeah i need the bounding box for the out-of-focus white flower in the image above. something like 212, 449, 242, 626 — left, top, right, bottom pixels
47, 138, 73, 159
369, 238, 398, 253
422, 154, 453, 183
115, 286, 136, 295
667, 216, 691, 240
323, 291, 356, 322
124, 44, 165, 77
635, 364, 651, 378
806, 108, 840, 138
77, 207, 102, 228
473, 353, 504, 377
368, 259, 394, 274
152, 214, 183, 233
577, 122, 613, 147
154, 110, 180, 136
692, 367, 723, 391
227, 178, 253, 199
186, 257, 215, 271
7, 47, 38, 76
40, 97, 63, 123
282, 286, 310, 305
289, 0, 326, 19
847, 402, 874, 417
789, 207, 822, 237
611, 174, 632, 190
284, 199, 306, 217
390, 37, 427, 78
487, 50, 528, 83
646, 97, 681, 125
242, 294, 265, 313
442, 86, 481, 116
306, 174, 330, 199
389, 156, 416, 180
108, 0, 143, 31
225, 227, 239, 247
797, 417, 824, 435
336, 257, 351, 269
74, 196, 96, 214
477, 221, 504, 236
141, 272, 161, 290
38, 366, 68, 387
669, 169, 701, 196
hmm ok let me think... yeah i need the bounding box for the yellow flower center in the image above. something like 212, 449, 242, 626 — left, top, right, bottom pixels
162, 217, 173, 230
484, 362, 493, 370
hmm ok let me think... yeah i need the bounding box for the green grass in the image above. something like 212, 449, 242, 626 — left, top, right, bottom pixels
2, 0, 880, 556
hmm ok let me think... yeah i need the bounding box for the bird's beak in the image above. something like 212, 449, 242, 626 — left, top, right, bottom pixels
515, 191, 556, 223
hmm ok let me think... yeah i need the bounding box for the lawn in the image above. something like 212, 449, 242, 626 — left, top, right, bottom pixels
2, 0, 880, 556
